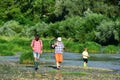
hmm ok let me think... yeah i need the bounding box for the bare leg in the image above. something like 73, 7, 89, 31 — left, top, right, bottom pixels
56, 62, 60, 68
83, 62, 87, 67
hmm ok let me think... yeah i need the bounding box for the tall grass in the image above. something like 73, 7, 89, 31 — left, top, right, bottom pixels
42, 38, 52, 52
20, 51, 34, 64
0, 36, 119, 63
0, 43, 14, 56
0, 36, 119, 56
0, 50, 14, 56
64, 41, 84, 53
0, 36, 31, 56
103, 45, 118, 54
84, 41, 102, 53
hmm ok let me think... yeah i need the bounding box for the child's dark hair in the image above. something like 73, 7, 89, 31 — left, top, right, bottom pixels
34, 34, 39, 37
34, 34, 40, 41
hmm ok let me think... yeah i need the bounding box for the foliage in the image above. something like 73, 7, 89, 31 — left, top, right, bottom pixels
47, 16, 85, 42
0, 20, 23, 36
0, 50, 14, 56
0, 0, 55, 24
92, 1, 119, 18
95, 19, 119, 45
103, 45, 118, 54
114, 17, 120, 42
42, 38, 52, 52
47, 13, 106, 43
0, 38, 8, 43
82, 12, 106, 42
20, 51, 34, 64
0, 0, 119, 23
22, 22, 48, 37
65, 41, 83, 53
0, 36, 31, 56
54, 0, 119, 18
0, 0, 120, 46
0, 39, 14, 56
0, 36, 119, 57
84, 41, 102, 53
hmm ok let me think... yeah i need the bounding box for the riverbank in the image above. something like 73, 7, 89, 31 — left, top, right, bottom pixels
0, 60, 120, 80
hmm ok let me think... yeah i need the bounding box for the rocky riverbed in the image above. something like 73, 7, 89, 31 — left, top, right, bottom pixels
0, 60, 120, 80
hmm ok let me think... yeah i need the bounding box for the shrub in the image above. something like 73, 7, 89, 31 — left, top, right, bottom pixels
0, 38, 8, 43
25, 22, 48, 37
103, 45, 118, 54
12, 45, 25, 52
0, 50, 14, 56
0, 36, 31, 56
84, 41, 102, 53
0, 20, 23, 36
42, 38, 52, 52
65, 42, 79, 52
0, 44, 9, 50
11, 37, 31, 52
11, 37, 30, 46
20, 51, 34, 64
64, 39, 84, 53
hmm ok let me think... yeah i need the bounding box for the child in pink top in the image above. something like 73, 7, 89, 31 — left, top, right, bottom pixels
31, 34, 43, 71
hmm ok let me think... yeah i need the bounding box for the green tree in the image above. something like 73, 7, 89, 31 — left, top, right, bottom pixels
114, 17, 120, 42
0, 20, 22, 36
0, 0, 21, 21
95, 19, 119, 45
24, 22, 48, 37
92, 1, 119, 18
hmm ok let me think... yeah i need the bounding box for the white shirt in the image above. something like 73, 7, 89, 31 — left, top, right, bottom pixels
82, 51, 89, 58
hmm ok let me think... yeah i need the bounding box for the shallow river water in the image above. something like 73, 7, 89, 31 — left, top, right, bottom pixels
41, 52, 120, 72
0, 52, 120, 73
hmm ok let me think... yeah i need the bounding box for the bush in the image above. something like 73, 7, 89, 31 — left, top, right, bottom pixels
0, 44, 9, 50
11, 37, 31, 52
0, 20, 23, 36
65, 42, 79, 52
20, 51, 34, 64
64, 38, 84, 53
103, 45, 118, 54
0, 36, 118, 56
11, 37, 30, 46
0, 38, 8, 43
42, 38, 52, 52
0, 43, 14, 54
25, 22, 48, 37
0, 50, 14, 56
84, 41, 102, 53
12, 45, 25, 52
0, 36, 31, 56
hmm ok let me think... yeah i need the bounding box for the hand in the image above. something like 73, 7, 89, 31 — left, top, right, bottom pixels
32, 47, 35, 51
40, 50, 43, 54
52, 45, 54, 47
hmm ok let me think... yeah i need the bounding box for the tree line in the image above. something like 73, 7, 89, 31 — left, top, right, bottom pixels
0, 0, 120, 46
